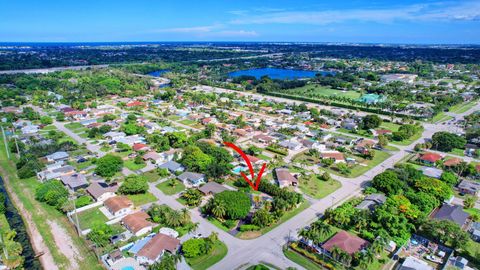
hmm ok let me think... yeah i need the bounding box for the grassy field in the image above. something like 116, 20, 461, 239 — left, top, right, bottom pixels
448, 148, 465, 157
156, 180, 185, 195
431, 112, 453, 124
298, 174, 341, 199
282, 85, 361, 100
283, 248, 331, 270
326, 150, 391, 178
179, 119, 197, 126
76, 207, 108, 230
185, 240, 228, 270
141, 170, 164, 182
0, 136, 103, 269
450, 101, 477, 114
124, 159, 147, 171
127, 192, 157, 206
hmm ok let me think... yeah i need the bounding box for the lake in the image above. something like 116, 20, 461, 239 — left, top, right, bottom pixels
228, 68, 334, 80
147, 69, 170, 77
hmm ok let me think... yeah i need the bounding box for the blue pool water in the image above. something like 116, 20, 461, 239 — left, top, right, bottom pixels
228, 68, 334, 80
122, 267, 135, 270
232, 166, 248, 174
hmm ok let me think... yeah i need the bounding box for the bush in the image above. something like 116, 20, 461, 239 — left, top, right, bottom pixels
207, 191, 251, 220
239, 224, 260, 232
75, 195, 93, 208
223, 220, 236, 229
182, 238, 207, 258
265, 146, 287, 156
94, 154, 123, 177
35, 180, 69, 210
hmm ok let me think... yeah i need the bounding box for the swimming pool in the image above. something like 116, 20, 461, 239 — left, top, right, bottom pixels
121, 267, 135, 270
232, 166, 248, 174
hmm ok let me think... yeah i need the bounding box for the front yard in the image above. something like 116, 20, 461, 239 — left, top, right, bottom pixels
298, 174, 341, 199
185, 240, 228, 270
127, 192, 157, 206
156, 180, 185, 195
124, 159, 147, 171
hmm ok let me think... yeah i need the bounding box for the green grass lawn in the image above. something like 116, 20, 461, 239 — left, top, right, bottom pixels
259, 201, 310, 235
206, 217, 231, 232
465, 208, 480, 217
448, 148, 465, 157
99, 145, 112, 152
298, 175, 341, 199
167, 115, 181, 121
141, 170, 163, 182
283, 85, 361, 100
64, 122, 84, 130
431, 112, 453, 124
450, 101, 477, 114
127, 192, 157, 206
326, 150, 391, 178
156, 180, 185, 195
459, 240, 480, 268
76, 207, 108, 230
283, 248, 331, 270
185, 240, 228, 270
124, 159, 147, 171
179, 119, 197, 126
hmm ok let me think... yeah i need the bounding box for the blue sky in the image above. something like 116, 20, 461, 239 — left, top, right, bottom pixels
1, 0, 479, 44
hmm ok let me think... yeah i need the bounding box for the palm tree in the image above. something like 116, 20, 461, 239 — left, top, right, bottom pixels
371, 238, 385, 257
311, 221, 332, 243
211, 201, 226, 221
165, 210, 183, 227
180, 208, 190, 225
169, 178, 177, 188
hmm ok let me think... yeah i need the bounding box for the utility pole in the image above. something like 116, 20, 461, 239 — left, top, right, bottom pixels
1, 126, 10, 159
71, 195, 81, 236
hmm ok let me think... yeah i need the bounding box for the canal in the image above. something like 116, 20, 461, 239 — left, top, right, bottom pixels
0, 176, 41, 269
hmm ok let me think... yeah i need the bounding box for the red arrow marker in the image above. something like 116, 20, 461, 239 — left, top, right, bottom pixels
224, 141, 267, 191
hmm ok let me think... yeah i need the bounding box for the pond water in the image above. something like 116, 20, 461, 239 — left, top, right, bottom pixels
0, 177, 41, 270
147, 69, 170, 77
228, 68, 334, 80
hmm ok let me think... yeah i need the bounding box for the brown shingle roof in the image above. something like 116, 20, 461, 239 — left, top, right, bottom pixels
198, 182, 228, 195
443, 157, 462, 167
104, 196, 133, 213
122, 211, 153, 234
275, 168, 298, 185
137, 233, 180, 261
322, 230, 369, 255
86, 182, 119, 200
321, 152, 345, 161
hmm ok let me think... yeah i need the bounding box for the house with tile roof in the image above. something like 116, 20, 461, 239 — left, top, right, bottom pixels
321, 230, 370, 256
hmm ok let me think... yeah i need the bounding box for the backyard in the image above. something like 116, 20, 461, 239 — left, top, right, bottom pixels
76, 206, 108, 230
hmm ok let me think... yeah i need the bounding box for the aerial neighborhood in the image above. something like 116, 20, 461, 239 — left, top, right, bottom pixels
0, 33, 480, 270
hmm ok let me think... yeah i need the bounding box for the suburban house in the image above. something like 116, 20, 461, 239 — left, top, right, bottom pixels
443, 157, 463, 168
300, 139, 326, 151
64, 110, 88, 120
320, 151, 345, 163
104, 131, 126, 141
244, 155, 265, 167
158, 161, 184, 173
354, 139, 376, 154
104, 196, 134, 218
132, 143, 150, 152
122, 211, 154, 237
321, 230, 370, 256
355, 194, 387, 211
116, 135, 145, 147
420, 166, 443, 179
275, 168, 298, 188
279, 139, 303, 151
253, 134, 275, 144
60, 173, 89, 191
399, 256, 434, 270
37, 164, 75, 182
21, 124, 39, 135
431, 204, 469, 228
177, 172, 205, 187
86, 182, 119, 202
198, 182, 228, 196
143, 151, 163, 163
457, 180, 480, 196
45, 151, 69, 163
135, 233, 180, 265
419, 152, 442, 165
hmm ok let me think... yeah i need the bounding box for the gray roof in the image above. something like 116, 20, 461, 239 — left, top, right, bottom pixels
198, 182, 228, 195
433, 204, 469, 227
86, 182, 119, 200
458, 180, 480, 193
420, 166, 443, 179
60, 174, 88, 190
355, 194, 386, 211
158, 161, 183, 172
46, 151, 69, 161
178, 172, 204, 182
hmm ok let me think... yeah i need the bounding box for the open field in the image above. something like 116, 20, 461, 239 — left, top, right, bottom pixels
281, 85, 362, 100
298, 175, 341, 199
127, 192, 157, 206
76, 207, 108, 230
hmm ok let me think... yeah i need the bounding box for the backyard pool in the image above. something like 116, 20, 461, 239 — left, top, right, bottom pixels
232, 166, 248, 174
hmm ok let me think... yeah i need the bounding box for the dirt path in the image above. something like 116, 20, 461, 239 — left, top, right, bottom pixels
47, 221, 82, 270
0, 169, 59, 270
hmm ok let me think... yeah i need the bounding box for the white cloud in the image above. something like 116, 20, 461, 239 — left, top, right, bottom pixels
229, 1, 480, 25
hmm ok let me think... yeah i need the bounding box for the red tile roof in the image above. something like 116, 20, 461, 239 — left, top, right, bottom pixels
420, 152, 442, 163
443, 157, 462, 167
322, 230, 369, 255
132, 143, 148, 151
321, 152, 345, 161
376, 129, 392, 135
126, 101, 145, 107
